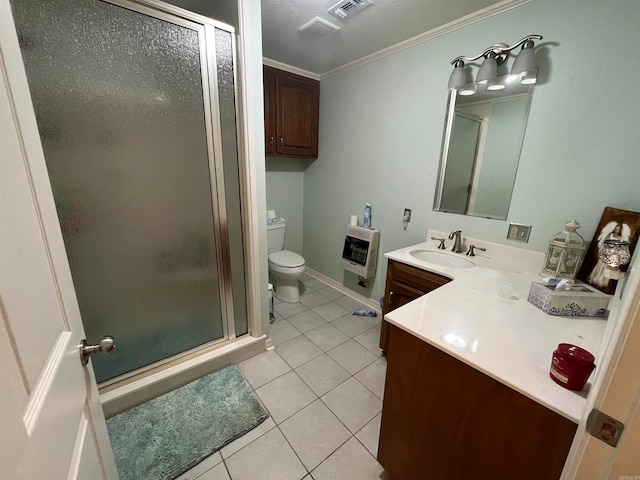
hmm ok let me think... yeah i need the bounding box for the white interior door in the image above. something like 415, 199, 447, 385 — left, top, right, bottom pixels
0, 0, 117, 477
562, 250, 640, 478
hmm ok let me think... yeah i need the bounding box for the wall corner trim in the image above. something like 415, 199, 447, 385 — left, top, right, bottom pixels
262, 57, 322, 81
321, 0, 535, 79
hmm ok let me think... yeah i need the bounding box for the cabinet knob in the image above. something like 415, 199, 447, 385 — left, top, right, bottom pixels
269, 135, 274, 145
279, 137, 283, 145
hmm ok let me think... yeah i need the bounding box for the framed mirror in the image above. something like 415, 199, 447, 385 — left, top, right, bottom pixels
433, 73, 535, 220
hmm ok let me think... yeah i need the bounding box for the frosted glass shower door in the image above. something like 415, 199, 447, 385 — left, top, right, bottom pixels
11, 0, 238, 382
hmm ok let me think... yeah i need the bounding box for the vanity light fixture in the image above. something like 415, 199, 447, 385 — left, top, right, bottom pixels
447, 34, 543, 93
476, 50, 499, 84
447, 59, 467, 89
487, 80, 506, 91
511, 39, 537, 80
459, 84, 476, 96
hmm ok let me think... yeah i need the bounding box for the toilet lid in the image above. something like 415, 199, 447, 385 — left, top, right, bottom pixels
269, 250, 305, 268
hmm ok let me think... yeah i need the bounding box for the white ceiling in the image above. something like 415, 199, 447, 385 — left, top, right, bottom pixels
261, 0, 504, 75
167, 0, 507, 76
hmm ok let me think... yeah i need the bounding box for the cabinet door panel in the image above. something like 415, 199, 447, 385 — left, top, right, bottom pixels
380, 280, 424, 353
276, 71, 319, 157
263, 66, 276, 154
387, 280, 425, 310
378, 324, 577, 480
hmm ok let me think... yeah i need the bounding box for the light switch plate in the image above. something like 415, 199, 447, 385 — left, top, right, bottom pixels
507, 223, 531, 243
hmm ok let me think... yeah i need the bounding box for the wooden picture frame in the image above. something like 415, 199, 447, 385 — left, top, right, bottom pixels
577, 207, 640, 294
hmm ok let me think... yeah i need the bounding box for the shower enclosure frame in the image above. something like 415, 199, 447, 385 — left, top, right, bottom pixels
95, 0, 268, 407
8, 0, 270, 413
87, 0, 240, 391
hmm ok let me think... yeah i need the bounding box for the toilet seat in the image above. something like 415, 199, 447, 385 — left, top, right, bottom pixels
268, 250, 305, 268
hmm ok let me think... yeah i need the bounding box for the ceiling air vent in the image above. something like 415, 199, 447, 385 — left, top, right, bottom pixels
299, 16, 341, 38
327, 0, 372, 19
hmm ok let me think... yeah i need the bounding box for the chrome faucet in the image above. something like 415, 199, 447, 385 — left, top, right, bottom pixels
431, 236, 446, 249
466, 244, 486, 257
448, 230, 463, 253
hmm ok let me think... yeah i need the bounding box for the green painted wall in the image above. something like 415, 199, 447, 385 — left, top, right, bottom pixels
302, 0, 640, 303
265, 157, 307, 253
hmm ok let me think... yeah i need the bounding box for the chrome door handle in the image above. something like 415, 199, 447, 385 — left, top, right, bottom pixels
269, 135, 274, 145
80, 336, 115, 365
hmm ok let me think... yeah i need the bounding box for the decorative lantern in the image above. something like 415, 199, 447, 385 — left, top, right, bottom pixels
541, 220, 586, 279
599, 239, 631, 280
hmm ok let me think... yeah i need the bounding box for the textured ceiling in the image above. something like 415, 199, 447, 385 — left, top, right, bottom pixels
166, 0, 506, 75
261, 0, 504, 75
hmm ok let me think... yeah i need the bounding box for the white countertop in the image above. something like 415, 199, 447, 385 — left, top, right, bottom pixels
384, 237, 607, 423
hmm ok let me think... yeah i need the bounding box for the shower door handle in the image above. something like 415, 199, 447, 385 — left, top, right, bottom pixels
80, 336, 115, 365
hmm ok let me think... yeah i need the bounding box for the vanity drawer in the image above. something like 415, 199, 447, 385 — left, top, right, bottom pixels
387, 259, 450, 292
380, 260, 451, 353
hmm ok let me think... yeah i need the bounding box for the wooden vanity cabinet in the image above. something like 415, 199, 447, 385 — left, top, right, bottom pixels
377, 324, 578, 480
263, 65, 319, 158
379, 259, 451, 353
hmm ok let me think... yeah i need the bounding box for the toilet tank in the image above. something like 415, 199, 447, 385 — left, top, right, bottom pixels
267, 219, 286, 253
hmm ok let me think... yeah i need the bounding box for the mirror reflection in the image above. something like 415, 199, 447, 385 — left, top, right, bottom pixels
434, 73, 535, 220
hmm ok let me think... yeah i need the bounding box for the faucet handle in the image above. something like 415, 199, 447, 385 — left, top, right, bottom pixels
431, 237, 446, 249
466, 245, 487, 257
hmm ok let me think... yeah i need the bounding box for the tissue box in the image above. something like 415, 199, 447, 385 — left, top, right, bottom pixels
527, 282, 611, 317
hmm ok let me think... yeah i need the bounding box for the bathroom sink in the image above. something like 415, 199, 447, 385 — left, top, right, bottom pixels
408, 249, 475, 269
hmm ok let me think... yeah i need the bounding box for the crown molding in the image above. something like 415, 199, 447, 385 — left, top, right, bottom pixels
262, 57, 321, 81
321, 0, 535, 79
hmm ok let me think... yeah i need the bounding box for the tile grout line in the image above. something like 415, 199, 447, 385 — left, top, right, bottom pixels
276, 392, 357, 478
191, 277, 382, 479
274, 423, 313, 478
316, 384, 381, 438
244, 352, 381, 475
293, 338, 380, 378
270, 319, 385, 399
238, 277, 385, 476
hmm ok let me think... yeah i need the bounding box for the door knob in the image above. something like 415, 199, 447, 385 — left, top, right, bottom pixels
80, 336, 115, 365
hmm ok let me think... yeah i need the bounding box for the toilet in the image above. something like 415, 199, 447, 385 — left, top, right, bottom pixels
267, 218, 305, 303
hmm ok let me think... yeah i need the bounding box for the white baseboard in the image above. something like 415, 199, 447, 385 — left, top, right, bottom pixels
305, 267, 382, 314
265, 337, 274, 350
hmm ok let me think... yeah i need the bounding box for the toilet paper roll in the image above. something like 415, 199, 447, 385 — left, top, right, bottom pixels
267, 209, 277, 220
350, 214, 359, 226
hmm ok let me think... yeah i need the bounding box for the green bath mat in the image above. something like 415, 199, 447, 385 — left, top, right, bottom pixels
106, 365, 269, 480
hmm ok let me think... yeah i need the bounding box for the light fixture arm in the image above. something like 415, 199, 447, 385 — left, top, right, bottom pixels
449, 34, 543, 65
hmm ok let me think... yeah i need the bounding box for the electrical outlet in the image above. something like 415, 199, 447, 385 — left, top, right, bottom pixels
507, 223, 532, 243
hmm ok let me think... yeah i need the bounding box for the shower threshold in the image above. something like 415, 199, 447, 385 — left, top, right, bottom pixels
100, 334, 267, 418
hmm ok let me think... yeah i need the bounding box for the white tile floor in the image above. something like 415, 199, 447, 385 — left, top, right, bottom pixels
177, 274, 388, 480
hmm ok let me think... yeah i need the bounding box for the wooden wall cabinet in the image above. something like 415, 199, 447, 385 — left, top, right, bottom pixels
379, 260, 450, 353
263, 65, 319, 158
378, 324, 577, 480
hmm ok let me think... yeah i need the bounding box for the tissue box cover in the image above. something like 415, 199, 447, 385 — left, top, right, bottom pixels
528, 282, 611, 317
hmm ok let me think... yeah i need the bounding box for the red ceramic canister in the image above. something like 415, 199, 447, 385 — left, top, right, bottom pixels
550, 343, 596, 391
